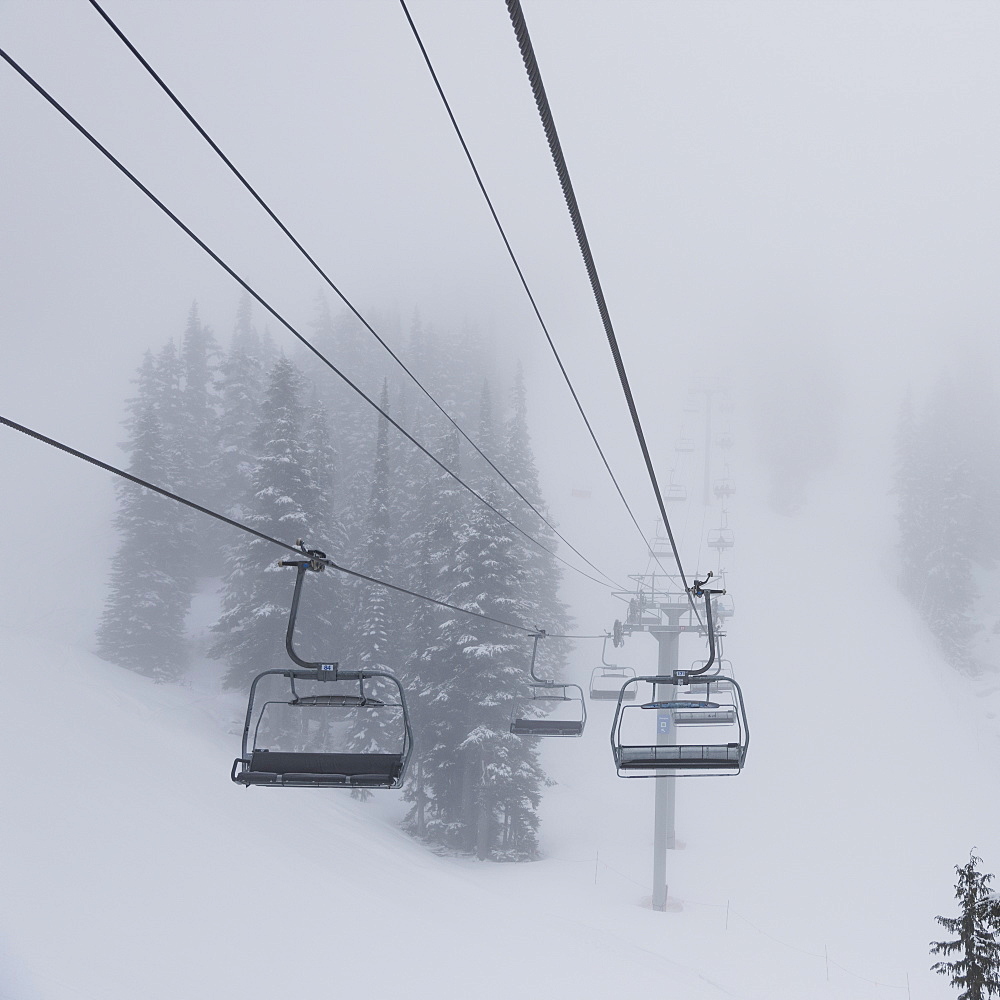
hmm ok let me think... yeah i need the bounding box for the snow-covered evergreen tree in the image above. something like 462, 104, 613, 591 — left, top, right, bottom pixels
346, 381, 405, 785
931, 851, 1000, 999
211, 355, 331, 689
502, 363, 571, 684
427, 381, 546, 860
178, 303, 221, 573
150, 339, 186, 485
96, 375, 192, 680
301, 394, 348, 650
215, 304, 265, 518
399, 423, 464, 839
99, 296, 566, 860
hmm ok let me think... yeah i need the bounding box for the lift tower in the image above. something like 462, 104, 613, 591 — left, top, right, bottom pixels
614, 572, 707, 911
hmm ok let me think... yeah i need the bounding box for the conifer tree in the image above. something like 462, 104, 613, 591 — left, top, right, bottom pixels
96, 390, 192, 680
178, 303, 221, 573
399, 424, 464, 840
346, 381, 403, 779
931, 851, 1000, 999
178, 304, 219, 489
431, 381, 546, 860
150, 339, 186, 485
215, 309, 265, 518
211, 356, 331, 689
301, 394, 348, 650
502, 363, 571, 680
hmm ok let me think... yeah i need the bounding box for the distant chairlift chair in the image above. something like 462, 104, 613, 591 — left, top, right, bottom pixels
708, 512, 735, 551
665, 470, 687, 502
232, 550, 413, 789
713, 477, 735, 500
675, 657, 737, 725
611, 581, 748, 776
510, 631, 587, 737
589, 634, 637, 701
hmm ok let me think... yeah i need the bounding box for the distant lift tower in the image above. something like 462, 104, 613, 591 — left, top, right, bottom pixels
687, 379, 732, 506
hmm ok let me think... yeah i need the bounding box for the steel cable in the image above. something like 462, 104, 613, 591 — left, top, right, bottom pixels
85, 0, 623, 593
0, 412, 602, 639
0, 43, 615, 592
503, 0, 703, 624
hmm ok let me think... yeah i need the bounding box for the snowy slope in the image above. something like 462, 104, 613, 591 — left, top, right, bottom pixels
3, 464, 999, 1000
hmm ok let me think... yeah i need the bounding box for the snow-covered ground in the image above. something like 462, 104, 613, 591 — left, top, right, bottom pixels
4, 454, 997, 1000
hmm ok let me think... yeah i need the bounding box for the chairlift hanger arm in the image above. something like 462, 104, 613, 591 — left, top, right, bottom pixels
601, 634, 616, 667
679, 585, 720, 677
279, 549, 338, 675
527, 629, 547, 684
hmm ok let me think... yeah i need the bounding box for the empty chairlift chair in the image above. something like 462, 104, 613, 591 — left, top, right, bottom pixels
510, 632, 587, 737
589, 635, 637, 702
687, 657, 736, 691
611, 675, 747, 775
673, 662, 738, 726
713, 477, 735, 500
675, 651, 737, 726
708, 513, 735, 551
610, 582, 748, 776
665, 469, 686, 502
232, 551, 413, 789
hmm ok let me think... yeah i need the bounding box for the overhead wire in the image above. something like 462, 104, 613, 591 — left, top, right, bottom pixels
84, 0, 623, 594
0, 43, 616, 593
0, 412, 601, 640
399, 0, 680, 596
503, 0, 703, 624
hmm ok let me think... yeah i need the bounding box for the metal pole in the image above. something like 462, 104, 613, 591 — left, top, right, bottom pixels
703, 389, 713, 507
652, 628, 679, 911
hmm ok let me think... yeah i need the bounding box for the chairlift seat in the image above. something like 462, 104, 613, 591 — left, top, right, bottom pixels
511, 719, 586, 737
590, 687, 635, 701
673, 708, 737, 726
589, 665, 637, 701
235, 749, 405, 787
616, 744, 743, 770
292, 694, 383, 708
641, 699, 719, 710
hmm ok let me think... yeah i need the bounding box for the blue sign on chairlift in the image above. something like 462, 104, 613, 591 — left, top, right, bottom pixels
657, 713, 671, 735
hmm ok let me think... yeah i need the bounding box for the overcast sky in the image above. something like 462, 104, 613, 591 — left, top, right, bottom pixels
2, 0, 998, 633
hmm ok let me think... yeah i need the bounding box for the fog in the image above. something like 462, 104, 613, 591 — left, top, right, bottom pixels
3, 2, 998, 626
2, 3, 1000, 991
